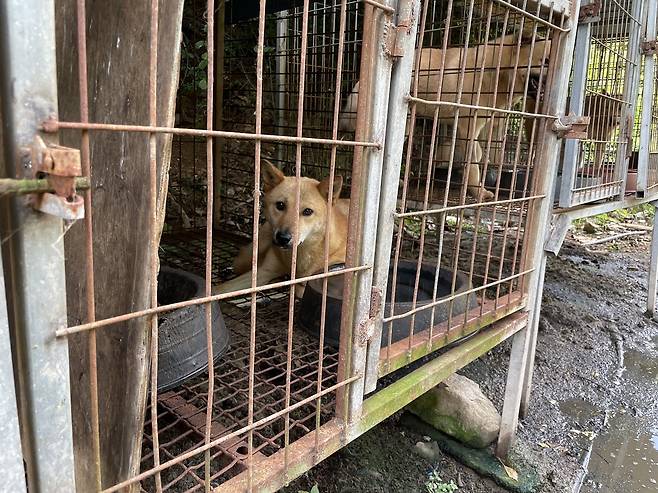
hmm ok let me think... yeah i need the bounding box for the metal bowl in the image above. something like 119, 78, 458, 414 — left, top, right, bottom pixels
297, 260, 478, 348
157, 266, 229, 392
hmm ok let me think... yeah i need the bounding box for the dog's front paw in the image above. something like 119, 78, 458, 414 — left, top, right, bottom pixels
295, 283, 306, 299
480, 188, 495, 202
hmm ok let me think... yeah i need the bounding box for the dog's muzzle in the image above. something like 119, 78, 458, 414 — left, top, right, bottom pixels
273, 230, 293, 249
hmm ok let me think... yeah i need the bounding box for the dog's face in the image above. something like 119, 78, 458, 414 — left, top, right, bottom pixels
261, 161, 343, 249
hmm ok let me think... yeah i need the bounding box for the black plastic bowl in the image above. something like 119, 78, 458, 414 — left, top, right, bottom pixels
157, 266, 229, 392
298, 260, 478, 348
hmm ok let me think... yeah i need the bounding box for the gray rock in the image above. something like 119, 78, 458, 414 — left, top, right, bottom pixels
414, 440, 442, 462
407, 373, 501, 448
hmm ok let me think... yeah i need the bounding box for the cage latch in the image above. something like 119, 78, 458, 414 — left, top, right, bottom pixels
641, 40, 657, 55
27, 136, 85, 220
578, 0, 601, 24
383, 19, 411, 58
552, 114, 590, 139
356, 287, 382, 346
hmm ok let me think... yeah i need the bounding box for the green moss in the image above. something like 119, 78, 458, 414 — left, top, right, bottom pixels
408, 392, 488, 448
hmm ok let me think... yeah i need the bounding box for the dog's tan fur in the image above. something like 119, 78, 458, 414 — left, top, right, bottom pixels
213, 162, 349, 296
523, 90, 623, 171
340, 33, 550, 200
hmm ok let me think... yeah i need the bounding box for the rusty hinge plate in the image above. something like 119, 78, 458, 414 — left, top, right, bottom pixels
579, 0, 601, 23
552, 114, 590, 139
383, 18, 412, 58
27, 136, 84, 220
355, 287, 383, 346
641, 40, 657, 55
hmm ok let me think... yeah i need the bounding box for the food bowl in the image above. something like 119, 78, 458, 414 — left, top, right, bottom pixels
157, 266, 229, 391
297, 260, 478, 348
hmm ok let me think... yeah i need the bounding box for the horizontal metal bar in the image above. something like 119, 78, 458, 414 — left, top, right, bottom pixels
552, 191, 658, 220
395, 194, 544, 218
0, 177, 90, 195
492, 0, 571, 31
102, 374, 361, 493
56, 264, 371, 336
383, 268, 534, 323
405, 95, 560, 119
362, 0, 395, 14
43, 120, 381, 149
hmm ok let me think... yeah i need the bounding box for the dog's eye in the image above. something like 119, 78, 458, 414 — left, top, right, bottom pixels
302, 208, 314, 216
275, 201, 285, 211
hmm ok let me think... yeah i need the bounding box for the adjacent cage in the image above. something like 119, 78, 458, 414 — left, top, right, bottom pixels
0, 0, 588, 492
557, 0, 643, 207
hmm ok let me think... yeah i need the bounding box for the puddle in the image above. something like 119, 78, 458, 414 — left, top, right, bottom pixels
569, 343, 658, 492
624, 349, 658, 382
581, 412, 658, 492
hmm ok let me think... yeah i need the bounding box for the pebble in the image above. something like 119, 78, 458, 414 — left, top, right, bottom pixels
414, 441, 442, 462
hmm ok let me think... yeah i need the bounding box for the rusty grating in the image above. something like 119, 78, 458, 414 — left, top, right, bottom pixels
141, 233, 339, 492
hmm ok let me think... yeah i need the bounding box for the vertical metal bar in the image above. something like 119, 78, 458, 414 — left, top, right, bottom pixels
212, 0, 225, 229
147, 1, 162, 491
366, 0, 421, 392
497, 1, 582, 458
638, 0, 657, 195
248, 0, 267, 489
204, 1, 216, 490
337, 0, 396, 426
74, 0, 102, 488
0, 254, 27, 492
616, 0, 644, 198
276, 11, 289, 165
647, 203, 658, 318
0, 0, 76, 490
559, 22, 590, 208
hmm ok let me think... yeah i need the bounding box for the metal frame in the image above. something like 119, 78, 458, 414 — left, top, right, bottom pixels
559, 0, 644, 207
0, 0, 76, 491
638, 0, 658, 195
0, 251, 27, 492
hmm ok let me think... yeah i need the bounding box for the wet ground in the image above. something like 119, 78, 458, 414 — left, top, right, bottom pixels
286, 232, 658, 493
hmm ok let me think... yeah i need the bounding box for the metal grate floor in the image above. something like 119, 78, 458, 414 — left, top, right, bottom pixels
140, 232, 339, 492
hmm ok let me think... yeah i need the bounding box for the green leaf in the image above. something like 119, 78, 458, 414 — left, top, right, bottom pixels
198, 79, 208, 90
310, 485, 320, 493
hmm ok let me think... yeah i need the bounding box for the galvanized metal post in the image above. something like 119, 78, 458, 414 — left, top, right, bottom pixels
558, 22, 590, 208
497, 0, 582, 457
365, 0, 421, 394
638, 0, 657, 195
0, 253, 27, 492
276, 11, 289, 164
338, 0, 397, 427
0, 0, 76, 491
647, 202, 658, 319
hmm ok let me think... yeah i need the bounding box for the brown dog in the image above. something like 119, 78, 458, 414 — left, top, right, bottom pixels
340, 33, 550, 200
213, 162, 349, 297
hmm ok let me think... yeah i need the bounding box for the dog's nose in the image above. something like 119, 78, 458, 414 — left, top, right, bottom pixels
274, 230, 293, 248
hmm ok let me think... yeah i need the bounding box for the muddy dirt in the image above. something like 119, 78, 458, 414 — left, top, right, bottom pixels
285, 232, 658, 493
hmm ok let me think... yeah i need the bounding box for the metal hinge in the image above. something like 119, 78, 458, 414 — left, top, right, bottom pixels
579, 0, 601, 24
383, 17, 412, 58
24, 136, 85, 220
641, 40, 657, 55
552, 114, 590, 139
356, 287, 382, 346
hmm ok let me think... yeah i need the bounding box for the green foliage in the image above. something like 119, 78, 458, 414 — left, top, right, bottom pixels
425, 469, 459, 493
298, 484, 320, 493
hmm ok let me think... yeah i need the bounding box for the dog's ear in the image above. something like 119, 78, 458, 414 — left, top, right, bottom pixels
318, 175, 343, 202
262, 160, 285, 192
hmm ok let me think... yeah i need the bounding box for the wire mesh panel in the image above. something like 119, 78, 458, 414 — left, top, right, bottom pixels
558, 0, 643, 207
361, 0, 570, 376
50, 0, 397, 490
